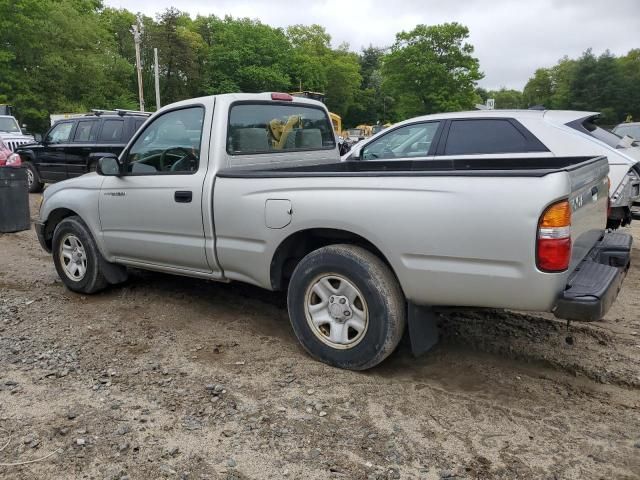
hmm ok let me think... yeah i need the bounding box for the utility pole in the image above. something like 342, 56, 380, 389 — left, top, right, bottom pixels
154, 48, 161, 110
131, 20, 144, 112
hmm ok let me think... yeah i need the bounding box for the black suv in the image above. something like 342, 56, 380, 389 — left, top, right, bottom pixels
17, 110, 149, 192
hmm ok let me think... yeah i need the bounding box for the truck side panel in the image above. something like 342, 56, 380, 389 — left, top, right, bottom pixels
213, 168, 604, 312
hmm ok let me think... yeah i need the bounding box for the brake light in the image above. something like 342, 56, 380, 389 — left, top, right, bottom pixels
271, 93, 293, 101
537, 200, 572, 272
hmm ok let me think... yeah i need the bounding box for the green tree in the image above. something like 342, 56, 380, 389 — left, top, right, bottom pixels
324, 48, 362, 118
382, 23, 483, 119
285, 25, 361, 118
202, 17, 292, 94
0, 0, 135, 132
522, 68, 553, 107
487, 88, 523, 109
619, 49, 640, 121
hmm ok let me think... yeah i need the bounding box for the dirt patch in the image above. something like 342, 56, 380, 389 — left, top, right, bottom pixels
0, 194, 639, 479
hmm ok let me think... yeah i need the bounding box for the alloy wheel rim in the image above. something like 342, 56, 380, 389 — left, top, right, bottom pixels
59, 234, 88, 281
304, 274, 369, 349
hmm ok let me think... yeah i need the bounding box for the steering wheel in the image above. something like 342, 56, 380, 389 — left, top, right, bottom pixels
159, 147, 196, 172
370, 146, 396, 159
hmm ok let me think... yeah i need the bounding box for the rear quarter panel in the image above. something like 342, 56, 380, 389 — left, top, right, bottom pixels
214, 171, 594, 312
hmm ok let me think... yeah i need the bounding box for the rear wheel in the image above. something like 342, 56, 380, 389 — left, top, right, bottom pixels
287, 244, 406, 370
52, 216, 108, 294
24, 162, 44, 193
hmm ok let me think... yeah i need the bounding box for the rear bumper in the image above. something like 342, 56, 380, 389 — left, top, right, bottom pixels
553, 232, 632, 322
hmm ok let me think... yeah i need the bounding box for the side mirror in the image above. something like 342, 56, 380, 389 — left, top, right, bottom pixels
33, 133, 42, 142
97, 156, 122, 176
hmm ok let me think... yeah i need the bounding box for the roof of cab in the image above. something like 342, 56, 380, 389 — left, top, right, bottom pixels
155, 92, 325, 115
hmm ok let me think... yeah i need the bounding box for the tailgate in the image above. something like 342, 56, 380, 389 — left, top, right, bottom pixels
566, 156, 610, 272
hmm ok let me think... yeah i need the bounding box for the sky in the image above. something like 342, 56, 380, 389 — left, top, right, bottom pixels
103, 0, 640, 90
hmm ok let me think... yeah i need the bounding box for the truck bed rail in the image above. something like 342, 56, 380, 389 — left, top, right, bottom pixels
218, 156, 606, 179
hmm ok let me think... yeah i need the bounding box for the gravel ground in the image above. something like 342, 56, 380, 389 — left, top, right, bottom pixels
0, 194, 639, 480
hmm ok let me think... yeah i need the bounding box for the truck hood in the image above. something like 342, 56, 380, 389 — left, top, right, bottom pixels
43, 173, 103, 200
0, 132, 34, 141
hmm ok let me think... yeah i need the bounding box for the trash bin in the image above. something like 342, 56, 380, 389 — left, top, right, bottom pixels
0, 166, 30, 233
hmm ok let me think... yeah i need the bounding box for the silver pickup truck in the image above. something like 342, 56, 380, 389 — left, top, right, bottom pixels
35, 93, 632, 370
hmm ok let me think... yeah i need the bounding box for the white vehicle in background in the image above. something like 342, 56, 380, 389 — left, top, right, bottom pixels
344, 110, 640, 229
613, 122, 640, 141
0, 115, 34, 152
49, 112, 87, 126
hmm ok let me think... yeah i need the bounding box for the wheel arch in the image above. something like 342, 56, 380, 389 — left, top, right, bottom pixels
269, 228, 402, 293
17, 149, 36, 161
41, 207, 81, 251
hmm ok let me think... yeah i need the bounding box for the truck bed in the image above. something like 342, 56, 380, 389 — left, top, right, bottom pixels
214, 155, 610, 313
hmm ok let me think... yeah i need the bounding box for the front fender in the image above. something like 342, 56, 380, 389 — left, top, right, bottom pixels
39, 176, 110, 259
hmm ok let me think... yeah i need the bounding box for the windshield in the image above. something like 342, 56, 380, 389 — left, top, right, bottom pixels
613, 124, 640, 141
0, 117, 21, 133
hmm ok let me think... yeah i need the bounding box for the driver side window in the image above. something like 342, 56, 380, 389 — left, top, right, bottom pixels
46, 122, 74, 144
126, 106, 205, 175
362, 122, 440, 160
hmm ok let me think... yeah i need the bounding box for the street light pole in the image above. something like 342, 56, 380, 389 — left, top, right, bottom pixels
131, 21, 144, 112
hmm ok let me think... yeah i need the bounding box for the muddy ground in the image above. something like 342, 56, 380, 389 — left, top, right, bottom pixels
0, 194, 639, 480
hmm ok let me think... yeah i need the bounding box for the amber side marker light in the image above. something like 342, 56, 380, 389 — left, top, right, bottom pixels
537, 200, 572, 272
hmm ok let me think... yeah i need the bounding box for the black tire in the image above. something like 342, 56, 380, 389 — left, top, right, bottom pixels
52, 216, 109, 294
24, 162, 44, 193
287, 244, 406, 370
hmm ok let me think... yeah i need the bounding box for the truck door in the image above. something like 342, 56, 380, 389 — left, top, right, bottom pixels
99, 105, 215, 273
38, 121, 74, 182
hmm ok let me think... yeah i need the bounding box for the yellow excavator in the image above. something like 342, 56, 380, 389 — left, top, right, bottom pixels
290, 91, 343, 137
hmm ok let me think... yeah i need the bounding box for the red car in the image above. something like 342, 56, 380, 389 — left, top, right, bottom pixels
0, 138, 21, 167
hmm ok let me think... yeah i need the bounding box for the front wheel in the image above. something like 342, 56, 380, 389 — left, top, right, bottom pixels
52, 216, 109, 294
287, 244, 406, 370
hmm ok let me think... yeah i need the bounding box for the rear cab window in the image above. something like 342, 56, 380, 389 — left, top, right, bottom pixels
227, 102, 336, 158
443, 119, 548, 155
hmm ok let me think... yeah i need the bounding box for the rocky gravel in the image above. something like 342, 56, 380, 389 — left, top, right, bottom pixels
0, 194, 639, 479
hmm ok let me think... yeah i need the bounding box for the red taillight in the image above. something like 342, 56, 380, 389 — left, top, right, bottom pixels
537, 237, 571, 271
271, 92, 293, 101
537, 200, 572, 272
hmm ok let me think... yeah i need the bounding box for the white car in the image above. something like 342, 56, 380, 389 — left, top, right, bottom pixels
0, 115, 34, 152
343, 110, 640, 229
613, 122, 640, 141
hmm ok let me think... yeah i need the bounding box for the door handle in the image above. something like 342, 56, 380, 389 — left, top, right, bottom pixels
174, 191, 192, 203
